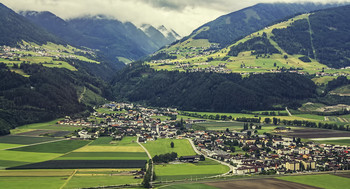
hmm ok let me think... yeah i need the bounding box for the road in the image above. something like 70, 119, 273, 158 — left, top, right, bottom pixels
285, 107, 292, 116
137, 136, 154, 183
186, 138, 235, 177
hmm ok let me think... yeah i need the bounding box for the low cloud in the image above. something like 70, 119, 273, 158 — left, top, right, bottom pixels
1, 0, 350, 35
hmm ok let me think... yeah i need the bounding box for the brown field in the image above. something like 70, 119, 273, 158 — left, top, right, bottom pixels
281, 128, 350, 139
205, 178, 320, 189
15, 129, 71, 137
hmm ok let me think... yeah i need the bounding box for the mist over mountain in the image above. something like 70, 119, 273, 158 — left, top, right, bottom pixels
21, 11, 181, 62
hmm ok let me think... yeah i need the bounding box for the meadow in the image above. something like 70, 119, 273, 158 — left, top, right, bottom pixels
143, 138, 196, 157
155, 159, 229, 181
278, 174, 350, 189
56, 152, 148, 160
0, 135, 59, 145
9, 140, 90, 154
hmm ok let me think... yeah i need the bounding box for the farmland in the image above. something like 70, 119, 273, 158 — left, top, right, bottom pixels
9, 160, 147, 169
143, 138, 196, 157
0, 169, 143, 189
162, 183, 218, 189
205, 178, 319, 189
57, 152, 148, 160
278, 174, 350, 189
311, 139, 350, 146
155, 160, 229, 181
64, 175, 141, 189
281, 128, 350, 139
0, 135, 60, 145
9, 140, 90, 153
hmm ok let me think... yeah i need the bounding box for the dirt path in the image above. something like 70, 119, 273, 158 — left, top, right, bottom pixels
59, 169, 77, 189
285, 107, 292, 116
78, 86, 86, 103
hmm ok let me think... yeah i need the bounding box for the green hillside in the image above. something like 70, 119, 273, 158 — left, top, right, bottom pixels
146, 5, 350, 77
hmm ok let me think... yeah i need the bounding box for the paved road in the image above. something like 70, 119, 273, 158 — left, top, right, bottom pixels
186, 138, 234, 177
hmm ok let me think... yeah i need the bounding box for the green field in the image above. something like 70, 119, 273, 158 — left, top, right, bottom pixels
14, 118, 82, 132
89, 137, 113, 145
278, 174, 350, 189
64, 175, 141, 188
143, 139, 196, 157
56, 152, 148, 160
0, 151, 62, 168
0, 176, 67, 189
0, 143, 23, 150
155, 160, 229, 181
0, 136, 59, 145
10, 140, 90, 154
88, 136, 139, 147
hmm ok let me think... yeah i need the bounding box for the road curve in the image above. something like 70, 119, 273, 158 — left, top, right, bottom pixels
186, 138, 234, 177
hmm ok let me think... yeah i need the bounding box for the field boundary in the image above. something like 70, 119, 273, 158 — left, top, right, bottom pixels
1, 138, 67, 151
59, 169, 77, 189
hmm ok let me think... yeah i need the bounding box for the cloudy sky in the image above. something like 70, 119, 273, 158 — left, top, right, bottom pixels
1, 0, 349, 35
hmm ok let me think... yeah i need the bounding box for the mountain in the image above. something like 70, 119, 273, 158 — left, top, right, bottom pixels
146, 4, 350, 73
0, 4, 120, 134
191, 3, 347, 47
140, 24, 181, 49
0, 3, 62, 46
21, 11, 180, 62
112, 4, 350, 114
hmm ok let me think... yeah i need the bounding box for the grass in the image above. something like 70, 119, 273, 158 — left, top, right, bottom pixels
0, 176, 67, 189
0, 170, 73, 177
74, 146, 145, 152
161, 183, 218, 189
15, 118, 82, 131
0, 136, 59, 145
143, 139, 196, 157
0, 160, 30, 168
0, 143, 23, 150
196, 121, 245, 131
278, 174, 350, 189
155, 160, 229, 181
0, 151, 62, 166
89, 137, 113, 145
64, 175, 141, 189
56, 152, 148, 160
10, 140, 90, 153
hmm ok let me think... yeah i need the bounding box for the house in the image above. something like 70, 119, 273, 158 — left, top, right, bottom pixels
78, 130, 92, 139
285, 161, 300, 171
179, 155, 200, 163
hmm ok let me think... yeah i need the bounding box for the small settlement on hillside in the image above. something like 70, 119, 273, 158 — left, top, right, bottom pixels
58, 102, 350, 175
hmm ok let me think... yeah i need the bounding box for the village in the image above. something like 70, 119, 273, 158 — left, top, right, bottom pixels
58, 102, 350, 176
0, 43, 94, 62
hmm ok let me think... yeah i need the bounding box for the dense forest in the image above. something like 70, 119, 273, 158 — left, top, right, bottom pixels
228, 34, 280, 56
0, 63, 111, 135
191, 3, 340, 47
112, 63, 316, 113
272, 5, 350, 68
0, 3, 62, 46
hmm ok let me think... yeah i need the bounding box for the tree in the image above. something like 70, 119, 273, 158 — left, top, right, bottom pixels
170, 141, 174, 148
264, 118, 271, 124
